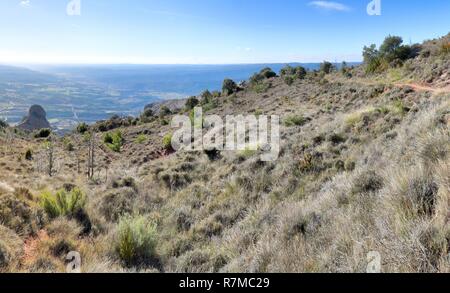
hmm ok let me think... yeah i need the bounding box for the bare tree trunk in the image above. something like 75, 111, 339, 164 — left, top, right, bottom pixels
87, 132, 95, 179
45, 141, 54, 177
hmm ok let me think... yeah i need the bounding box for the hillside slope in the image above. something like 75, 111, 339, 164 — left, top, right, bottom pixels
0, 34, 449, 273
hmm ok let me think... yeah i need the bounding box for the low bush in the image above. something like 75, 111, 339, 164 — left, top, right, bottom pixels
135, 134, 147, 144
159, 106, 172, 118
320, 61, 334, 74
76, 122, 88, 134
352, 170, 384, 194
0, 119, 8, 129
284, 115, 308, 127
163, 133, 173, 151
104, 131, 123, 152
284, 76, 294, 86
222, 79, 238, 96
39, 188, 86, 219
116, 215, 158, 266
25, 149, 33, 160
200, 90, 213, 105
140, 109, 154, 123
260, 67, 277, 79
185, 96, 200, 110
34, 128, 51, 138
0, 226, 23, 270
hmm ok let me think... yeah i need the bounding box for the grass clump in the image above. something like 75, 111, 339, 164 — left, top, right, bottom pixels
39, 188, 86, 219
252, 82, 271, 94
135, 134, 147, 144
116, 215, 158, 266
162, 133, 173, 151
284, 115, 308, 127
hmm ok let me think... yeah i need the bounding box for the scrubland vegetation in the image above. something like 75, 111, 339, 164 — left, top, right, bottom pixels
0, 33, 449, 273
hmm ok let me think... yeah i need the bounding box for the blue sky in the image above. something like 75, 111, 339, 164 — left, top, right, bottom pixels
0, 0, 449, 64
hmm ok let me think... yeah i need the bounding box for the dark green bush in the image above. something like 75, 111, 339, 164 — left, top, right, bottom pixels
260, 67, 277, 79
363, 35, 420, 73
34, 128, 51, 138
159, 106, 172, 118
76, 123, 88, 134
140, 108, 154, 123
280, 65, 296, 77
0, 119, 8, 129
185, 96, 200, 110
294, 66, 307, 79
25, 149, 33, 161
222, 79, 238, 96
320, 61, 334, 74
200, 90, 213, 105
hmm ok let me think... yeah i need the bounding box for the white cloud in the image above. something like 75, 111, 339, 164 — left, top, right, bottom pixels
308, 1, 350, 12
20, 0, 31, 8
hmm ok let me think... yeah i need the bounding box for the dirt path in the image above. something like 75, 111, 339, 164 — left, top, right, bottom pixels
395, 83, 450, 94
330, 76, 450, 95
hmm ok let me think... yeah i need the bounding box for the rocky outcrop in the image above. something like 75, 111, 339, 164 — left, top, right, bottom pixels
17, 105, 51, 131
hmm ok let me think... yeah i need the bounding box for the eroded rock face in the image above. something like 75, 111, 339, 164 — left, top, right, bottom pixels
18, 105, 51, 131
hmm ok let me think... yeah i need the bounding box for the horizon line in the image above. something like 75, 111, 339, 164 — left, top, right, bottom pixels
1, 61, 363, 67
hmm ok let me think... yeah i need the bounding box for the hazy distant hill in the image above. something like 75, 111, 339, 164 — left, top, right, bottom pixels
0, 65, 60, 84
1, 63, 361, 130
31, 63, 355, 94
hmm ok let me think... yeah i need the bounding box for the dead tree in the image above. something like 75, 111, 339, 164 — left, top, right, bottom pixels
44, 141, 55, 176
87, 132, 95, 179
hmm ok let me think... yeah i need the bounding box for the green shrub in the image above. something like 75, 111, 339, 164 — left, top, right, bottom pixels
117, 215, 157, 266
63, 138, 74, 152
200, 90, 212, 105
39, 188, 86, 219
294, 66, 307, 79
284, 76, 294, 86
159, 106, 172, 118
320, 61, 334, 74
260, 67, 277, 79
76, 123, 88, 134
252, 82, 271, 93
163, 133, 173, 151
202, 99, 219, 112
0, 119, 8, 129
135, 134, 147, 144
140, 109, 154, 123
280, 65, 296, 77
222, 79, 238, 96
284, 115, 307, 127
363, 35, 420, 73
185, 96, 200, 110
34, 128, 51, 138
104, 131, 123, 152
